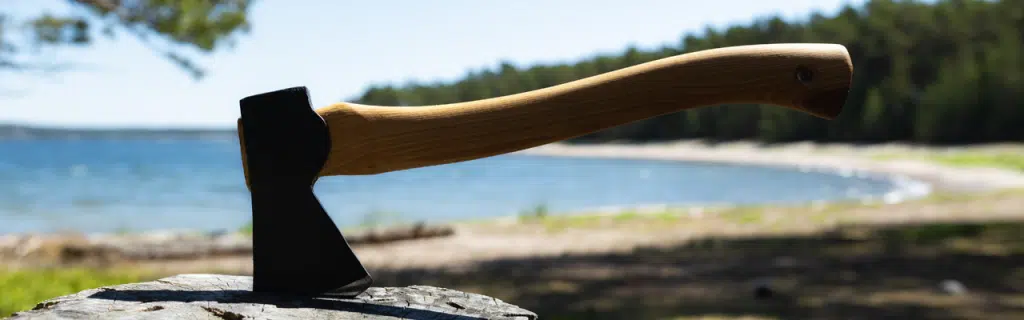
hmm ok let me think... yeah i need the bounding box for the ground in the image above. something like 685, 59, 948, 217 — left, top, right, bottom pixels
2, 142, 1024, 319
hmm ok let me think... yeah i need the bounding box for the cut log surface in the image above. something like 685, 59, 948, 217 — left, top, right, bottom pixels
8, 274, 537, 320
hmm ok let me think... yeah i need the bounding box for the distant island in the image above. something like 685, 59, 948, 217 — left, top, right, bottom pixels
0, 124, 237, 140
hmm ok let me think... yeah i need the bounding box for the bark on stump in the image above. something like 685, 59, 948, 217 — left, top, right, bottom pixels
8, 274, 537, 320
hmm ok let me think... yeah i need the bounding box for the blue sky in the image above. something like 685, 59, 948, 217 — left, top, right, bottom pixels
2, 0, 866, 128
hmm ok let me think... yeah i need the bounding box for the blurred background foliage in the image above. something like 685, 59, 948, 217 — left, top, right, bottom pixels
0, 0, 252, 79
353, 0, 1024, 145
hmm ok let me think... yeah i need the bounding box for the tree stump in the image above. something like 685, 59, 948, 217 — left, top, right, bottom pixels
9, 274, 537, 320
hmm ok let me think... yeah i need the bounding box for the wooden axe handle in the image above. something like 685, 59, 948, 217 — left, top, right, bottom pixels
315, 43, 852, 176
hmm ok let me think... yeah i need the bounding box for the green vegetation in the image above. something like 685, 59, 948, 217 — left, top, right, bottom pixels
238, 209, 406, 235
0, 268, 153, 317
517, 203, 550, 221
1, 1, 252, 78
352, 0, 1024, 145
510, 188, 1024, 233
927, 153, 1024, 172
238, 221, 253, 235
515, 204, 691, 231
356, 209, 404, 228
874, 151, 1024, 172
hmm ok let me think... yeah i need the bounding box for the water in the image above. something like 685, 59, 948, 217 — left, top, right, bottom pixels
0, 139, 911, 234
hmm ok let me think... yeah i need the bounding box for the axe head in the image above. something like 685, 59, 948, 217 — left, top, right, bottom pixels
237, 86, 372, 296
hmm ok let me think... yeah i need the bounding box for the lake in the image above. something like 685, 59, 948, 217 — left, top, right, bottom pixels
0, 139, 926, 234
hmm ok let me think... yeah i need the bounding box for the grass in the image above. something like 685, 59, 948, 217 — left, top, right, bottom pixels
238, 221, 252, 235
237, 209, 405, 236
511, 201, 789, 230
356, 209, 403, 228
507, 188, 1024, 235
872, 150, 1024, 172
518, 203, 550, 221
515, 206, 689, 232
930, 153, 1024, 171
0, 268, 155, 317
718, 207, 766, 225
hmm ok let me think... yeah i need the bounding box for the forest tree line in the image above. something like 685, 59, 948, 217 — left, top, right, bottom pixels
351, 0, 1023, 145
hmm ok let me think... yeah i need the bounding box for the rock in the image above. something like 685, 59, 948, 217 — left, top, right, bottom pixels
939, 279, 968, 295
8, 274, 537, 320
752, 284, 774, 300
751, 278, 775, 300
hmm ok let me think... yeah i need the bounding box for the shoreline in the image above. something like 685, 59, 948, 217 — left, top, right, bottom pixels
516, 141, 1024, 194
471, 140, 1023, 226
3, 141, 1024, 271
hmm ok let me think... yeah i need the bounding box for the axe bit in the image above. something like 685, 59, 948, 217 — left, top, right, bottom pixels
236, 43, 853, 296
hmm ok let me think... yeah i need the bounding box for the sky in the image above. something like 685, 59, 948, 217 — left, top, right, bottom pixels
2, 0, 867, 129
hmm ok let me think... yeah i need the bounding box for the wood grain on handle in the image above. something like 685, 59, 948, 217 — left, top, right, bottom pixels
316, 43, 853, 176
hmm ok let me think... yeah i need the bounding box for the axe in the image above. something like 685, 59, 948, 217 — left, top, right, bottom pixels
236, 43, 853, 296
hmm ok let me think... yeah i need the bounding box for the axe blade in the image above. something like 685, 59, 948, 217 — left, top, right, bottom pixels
238, 87, 372, 297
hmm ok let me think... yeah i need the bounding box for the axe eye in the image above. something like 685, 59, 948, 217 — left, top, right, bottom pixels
795, 66, 814, 84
